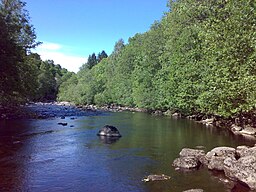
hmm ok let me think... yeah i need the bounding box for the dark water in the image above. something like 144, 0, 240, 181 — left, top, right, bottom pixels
0, 111, 255, 192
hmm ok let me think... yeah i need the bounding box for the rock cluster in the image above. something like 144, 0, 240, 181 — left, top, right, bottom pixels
173, 146, 256, 190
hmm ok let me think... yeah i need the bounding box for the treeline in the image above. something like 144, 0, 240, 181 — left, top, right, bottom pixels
58, 0, 255, 118
26, 54, 74, 101
0, 0, 72, 106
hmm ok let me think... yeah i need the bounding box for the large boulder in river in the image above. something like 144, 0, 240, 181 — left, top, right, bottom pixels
204, 147, 236, 171
172, 148, 205, 169
97, 125, 122, 137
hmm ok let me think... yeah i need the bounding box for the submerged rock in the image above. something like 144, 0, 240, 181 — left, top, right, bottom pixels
97, 125, 122, 137
142, 174, 171, 182
58, 122, 68, 126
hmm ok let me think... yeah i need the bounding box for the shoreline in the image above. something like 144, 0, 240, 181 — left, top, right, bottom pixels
1, 101, 255, 140
76, 103, 256, 140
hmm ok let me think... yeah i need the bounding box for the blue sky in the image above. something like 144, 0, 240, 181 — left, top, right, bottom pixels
25, 0, 168, 72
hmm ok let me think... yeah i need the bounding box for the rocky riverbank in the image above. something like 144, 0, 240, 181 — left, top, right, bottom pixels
173, 146, 256, 191
69, 103, 256, 139
151, 109, 256, 140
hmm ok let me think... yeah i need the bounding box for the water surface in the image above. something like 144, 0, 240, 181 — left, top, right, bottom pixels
0, 110, 255, 192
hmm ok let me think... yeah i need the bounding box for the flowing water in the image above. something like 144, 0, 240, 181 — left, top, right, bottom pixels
0, 109, 255, 192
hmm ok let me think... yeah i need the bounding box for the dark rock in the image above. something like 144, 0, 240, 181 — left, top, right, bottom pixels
58, 122, 68, 126
61, 116, 65, 119
97, 125, 121, 137
142, 174, 171, 182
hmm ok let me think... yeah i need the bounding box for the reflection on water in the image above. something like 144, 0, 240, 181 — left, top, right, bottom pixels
0, 111, 255, 192
98, 135, 120, 144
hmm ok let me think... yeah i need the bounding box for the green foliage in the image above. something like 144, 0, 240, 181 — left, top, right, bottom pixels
81, 51, 108, 70
196, 0, 256, 117
58, 0, 256, 118
0, 0, 40, 105
34, 59, 73, 101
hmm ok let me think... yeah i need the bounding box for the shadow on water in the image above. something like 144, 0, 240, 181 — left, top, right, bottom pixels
0, 120, 32, 192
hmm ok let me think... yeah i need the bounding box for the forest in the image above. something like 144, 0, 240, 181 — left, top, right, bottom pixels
1, 0, 255, 118
0, 0, 73, 105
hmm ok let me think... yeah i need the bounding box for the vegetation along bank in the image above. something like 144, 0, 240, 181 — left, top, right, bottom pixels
1, 0, 256, 135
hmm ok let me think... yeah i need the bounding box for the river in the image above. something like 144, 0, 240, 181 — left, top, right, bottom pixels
0, 105, 255, 192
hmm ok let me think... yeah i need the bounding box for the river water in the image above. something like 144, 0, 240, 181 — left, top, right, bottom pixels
0, 108, 255, 192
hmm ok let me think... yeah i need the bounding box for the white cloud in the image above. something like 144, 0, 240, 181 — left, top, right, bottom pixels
40, 42, 62, 51
34, 42, 86, 73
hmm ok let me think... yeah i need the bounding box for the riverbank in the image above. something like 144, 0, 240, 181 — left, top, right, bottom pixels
1, 102, 255, 140
0, 102, 99, 120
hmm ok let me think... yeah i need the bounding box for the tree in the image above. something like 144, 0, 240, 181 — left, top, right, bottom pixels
97, 50, 108, 62
112, 39, 125, 57
86, 53, 97, 69
0, 0, 40, 105
58, 0, 256, 118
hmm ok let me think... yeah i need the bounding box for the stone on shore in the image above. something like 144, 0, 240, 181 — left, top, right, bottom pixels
240, 126, 256, 135
224, 155, 256, 190
97, 125, 122, 137
204, 147, 236, 171
231, 124, 256, 137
